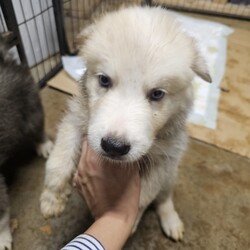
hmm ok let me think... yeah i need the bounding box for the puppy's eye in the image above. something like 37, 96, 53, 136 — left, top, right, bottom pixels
98, 74, 111, 88
149, 89, 165, 101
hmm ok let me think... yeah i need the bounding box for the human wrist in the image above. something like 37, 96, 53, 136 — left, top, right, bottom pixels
86, 213, 135, 250
101, 210, 136, 231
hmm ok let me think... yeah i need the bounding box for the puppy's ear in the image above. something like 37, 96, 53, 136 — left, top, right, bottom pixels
75, 24, 95, 49
192, 54, 212, 83
192, 58, 212, 83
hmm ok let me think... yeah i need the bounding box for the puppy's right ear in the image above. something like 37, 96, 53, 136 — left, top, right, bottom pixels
192, 54, 212, 83
190, 40, 212, 83
76, 24, 95, 49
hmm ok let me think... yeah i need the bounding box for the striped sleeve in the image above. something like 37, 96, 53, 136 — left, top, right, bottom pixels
62, 234, 105, 250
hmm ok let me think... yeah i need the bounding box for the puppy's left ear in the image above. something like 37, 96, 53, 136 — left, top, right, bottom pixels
191, 55, 212, 83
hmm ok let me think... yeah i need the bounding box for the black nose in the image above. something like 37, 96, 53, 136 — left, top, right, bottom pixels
101, 137, 131, 156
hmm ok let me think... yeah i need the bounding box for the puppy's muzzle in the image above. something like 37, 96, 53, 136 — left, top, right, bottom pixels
101, 137, 131, 157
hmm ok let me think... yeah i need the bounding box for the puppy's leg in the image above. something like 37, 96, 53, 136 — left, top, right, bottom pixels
0, 176, 12, 250
36, 136, 54, 159
156, 194, 184, 241
40, 114, 82, 218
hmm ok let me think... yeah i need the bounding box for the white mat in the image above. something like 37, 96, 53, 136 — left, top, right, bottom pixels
175, 14, 233, 129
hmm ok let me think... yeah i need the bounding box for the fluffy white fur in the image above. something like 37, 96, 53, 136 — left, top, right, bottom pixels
40, 6, 211, 241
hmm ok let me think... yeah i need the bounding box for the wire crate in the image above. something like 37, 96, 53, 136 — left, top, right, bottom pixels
62, 0, 144, 53
0, 0, 145, 86
61, 0, 250, 55
151, 0, 250, 20
0, 0, 63, 87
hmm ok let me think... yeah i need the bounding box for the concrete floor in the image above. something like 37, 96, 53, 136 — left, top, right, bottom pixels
9, 87, 250, 250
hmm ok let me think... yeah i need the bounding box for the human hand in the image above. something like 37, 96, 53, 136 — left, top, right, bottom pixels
74, 140, 141, 226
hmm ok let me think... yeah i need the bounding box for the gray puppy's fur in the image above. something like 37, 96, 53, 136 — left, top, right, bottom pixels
0, 38, 53, 250
40, 7, 211, 242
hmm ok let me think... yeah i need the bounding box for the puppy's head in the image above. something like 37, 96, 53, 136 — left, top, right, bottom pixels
78, 7, 211, 162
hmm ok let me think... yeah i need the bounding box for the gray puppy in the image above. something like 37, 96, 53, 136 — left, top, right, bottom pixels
0, 38, 53, 250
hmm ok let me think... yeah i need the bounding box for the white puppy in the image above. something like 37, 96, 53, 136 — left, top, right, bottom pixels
40, 6, 211, 241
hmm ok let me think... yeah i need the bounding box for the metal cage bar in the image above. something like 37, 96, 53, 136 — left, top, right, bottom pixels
52, 0, 71, 55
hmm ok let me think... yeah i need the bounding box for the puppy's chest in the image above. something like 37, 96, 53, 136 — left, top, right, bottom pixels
139, 155, 174, 207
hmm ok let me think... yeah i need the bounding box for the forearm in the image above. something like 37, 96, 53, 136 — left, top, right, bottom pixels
85, 213, 134, 250
62, 213, 134, 250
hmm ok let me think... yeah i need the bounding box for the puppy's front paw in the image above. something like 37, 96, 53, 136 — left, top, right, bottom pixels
0, 226, 12, 250
40, 189, 67, 218
160, 210, 184, 241
37, 139, 54, 159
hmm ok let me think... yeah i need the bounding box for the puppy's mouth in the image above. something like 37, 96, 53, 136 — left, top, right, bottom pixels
101, 152, 130, 163
100, 151, 149, 177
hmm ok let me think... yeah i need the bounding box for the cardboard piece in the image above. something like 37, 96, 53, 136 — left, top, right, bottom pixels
47, 70, 80, 96
47, 27, 250, 158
